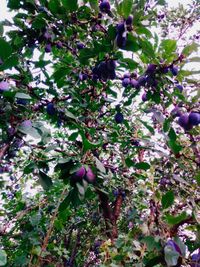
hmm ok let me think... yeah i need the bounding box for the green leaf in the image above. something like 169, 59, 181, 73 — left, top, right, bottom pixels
160, 39, 177, 55
138, 38, 155, 59
125, 157, 135, 167
165, 212, 187, 225
89, 0, 99, 13
121, 0, 133, 18
62, 0, 78, 12
163, 118, 171, 132
135, 162, 150, 170
195, 171, 200, 186
124, 34, 140, 52
138, 119, 155, 134
168, 140, 182, 154
7, 0, 21, 9
38, 171, 53, 190
0, 250, 7, 266
168, 127, 177, 141
182, 42, 199, 57
0, 38, 12, 60
162, 191, 174, 209
15, 92, 32, 100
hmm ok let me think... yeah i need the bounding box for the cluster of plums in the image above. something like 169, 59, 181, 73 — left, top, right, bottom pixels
70, 166, 96, 186
116, 15, 133, 48
178, 112, 200, 130
92, 59, 116, 81
171, 107, 200, 130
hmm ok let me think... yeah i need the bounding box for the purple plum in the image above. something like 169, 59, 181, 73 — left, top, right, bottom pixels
99, 1, 110, 13
146, 64, 157, 74
77, 42, 85, 50
178, 113, 193, 130
122, 78, 130, 87
0, 81, 9, 92
45, 44, 52, 53
117, 23, 125, 34
85, 167, 96, 183
189, 112, 200, 126
142, 92, 147, 102
116, 33, 127, 48
170, 66, 178, 76
126, 16, 133, 25
115, 112, 124, 123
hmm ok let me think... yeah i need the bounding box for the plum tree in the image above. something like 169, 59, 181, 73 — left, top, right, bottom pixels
0, 0, 199, 266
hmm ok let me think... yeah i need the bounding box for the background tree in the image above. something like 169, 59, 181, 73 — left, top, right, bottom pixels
0, 0, 200, 266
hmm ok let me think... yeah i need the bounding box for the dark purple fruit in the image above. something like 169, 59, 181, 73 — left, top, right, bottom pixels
137, 76, 146, 87
142, 92, 147, 102
85, 167, 95, 183
126, 15, 133, 25
178, 114, 193, 130
109, 70, 116, 80
146, 64, 157, 74
130, 79, 139, 89
116, 34, 127, 48
170, 66, 178, 76
123, 73, 130, 78
160, 66, 169, 73
117, 23, 125, 34
122, 78, 130, 87
190, 250, 200, 267
56, 41, 63, 49
47, 103, 56, 115
45, 44, 52, 53
99, 1, 110, 13
166, 240, 182, 255
17, 99, 28, 105
71, 166, 86, 184
115, 112, 124, 123
189, 112, 200, 126
0, 81, 9, 92
106, 60, 116, 71
77, 42, 85, 50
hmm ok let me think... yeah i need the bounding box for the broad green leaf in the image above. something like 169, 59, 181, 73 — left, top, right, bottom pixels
168, 140, 182, 154
125, 157, 135, 167
135, 162, 150, 170
182, 42, 199, 56
160, 39, 177, 55
138, 119, 155, 134
89, 0, 99, 13
165, 212, 187, 225
0, 54, 18, 70
162, 191, 174, 209
38, 171, 53, 190
168, 127, 177, 141
62, 0, 78, 12
121, 0, 133, 18
15, 92, 32, 100
0, 38, 12, 60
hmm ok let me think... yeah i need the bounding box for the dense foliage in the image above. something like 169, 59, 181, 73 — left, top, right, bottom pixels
0, 0, 200, 266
